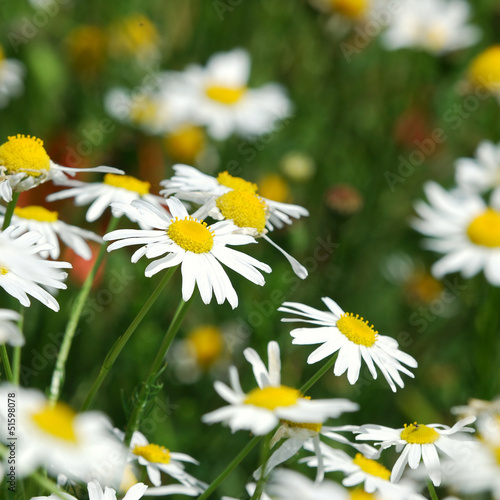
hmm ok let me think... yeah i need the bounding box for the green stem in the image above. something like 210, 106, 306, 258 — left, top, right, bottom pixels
197, 436, 261, 500
427, 480, 439, 500
2, 191, 20, 230
48, 217, 120, 405
0, 345, 13, 382
30, 471, 68, 499
124, 294, 194, 445
80, 266, 177, 411
12, 307, 24, 385
197, 355, 338, 498
250, 433, 272, 500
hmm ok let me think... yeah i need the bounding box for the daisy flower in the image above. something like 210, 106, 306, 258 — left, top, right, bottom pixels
202, 341, 358, 436
382, 0, 480, 55
0, 309, 24, 346
47, 173, 168, 227
103, 197, 271, 308
0, 44, 25, 109
278, 297, 417, 392
354, 416, 476, 486
0, 226, 71, 311
124, 430, 206, 496
159, 48, 292, 140
455, 141, 500, 200
412, 181, 500, 285
161, 165, 309, 278
222, 483, 272, 500
0, 134, 123, 203
0, 385, 127, 481
0, 205, 101, 260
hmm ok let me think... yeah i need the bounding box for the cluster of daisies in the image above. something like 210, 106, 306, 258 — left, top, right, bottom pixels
413, 140, 500, 286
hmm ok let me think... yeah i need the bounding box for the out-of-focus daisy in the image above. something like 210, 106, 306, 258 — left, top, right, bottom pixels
455, 141, 500, 200
468, 45, 500, 97
279, 297, 417, 392
164, 124, 208, 165
161, 165, 309, 278
0, 309, 24, 346
47, 173, 167, 227
0, 44, 25, 109
0, 205, 101, 260
124, 430, 206, 496
382, 0, 480, 55
0, 226, 71, 311
66, 25, 108, 79
202, 341, 358, 436
104, 197, 271, 308
0, 134, 123, 203
354, 416, 476, 486
0, 385, 126, 481
412, 182, 500, 285
160, 49, 292, 140
222, 483, 272, 500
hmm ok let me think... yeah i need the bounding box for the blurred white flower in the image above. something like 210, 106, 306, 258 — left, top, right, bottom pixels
0, 45, 24, 109
0, 309, 24, 346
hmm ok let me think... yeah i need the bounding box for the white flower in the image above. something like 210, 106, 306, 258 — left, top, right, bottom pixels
47, 173, 168, 227
412, 182, 500, 285
159, 49, 292, 140
0, 45, 24, 109
455, 141, 500, 200
202, 341, 358, 436
279, 297, 417, 392
125, 431, 205, 496
0, 205, 101, 260
0, 309, 24, 346
222, 483, 272, 500
0, 226, 71, 311
103, 197, 271, 308
0, 385, 127, 482
354, 416, 476, 486
161, 165, 309, 278
382, 0, 480, 55
0, 134, 123, 203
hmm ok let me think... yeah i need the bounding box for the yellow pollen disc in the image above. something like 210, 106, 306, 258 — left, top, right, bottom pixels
280, 419, 322, 433
352, 453, 391, 480
104, 173, 150, 195
330, 0, 368, 18
187, 325, 224, 368
31, 402, 78, 443
165, 125, 205, 163
350, 489, 376, 500
14, 205, 58, 223
258, 174, 290, 203
0, 134, 50, 177
133, 443, 171, 464
216, 189, 267, 233
205, 85, 247, 105
336, 313, 378, 347
1, 266, 8, 275
400, 423, 439, 444
466, 209, 500, 247
168, 217, 214, 253
216, 171, 257, 193
469, 46, 500, 90
244, 386, 300, 410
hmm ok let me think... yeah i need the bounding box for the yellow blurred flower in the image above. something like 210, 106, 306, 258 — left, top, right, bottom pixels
468, 45, 500, 94
329, 0, 368, 19
186, 325, 224, 369
258, 173, 290, 203
280, 152, 315, 182
66, 25, 107, 78
164, 124, 206, 164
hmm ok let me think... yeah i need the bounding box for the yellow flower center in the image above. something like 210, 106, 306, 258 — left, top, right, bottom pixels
1, 266, 8, 275
186, 325, 224, 368
165, 125, 205, 163
133, 443, 171, 464
466, 209, 500, 247
244, 386, 300, 410
31, 402, 78, 443
258, 174, 290, 203
280, 419, 322, 433
66, 25, 107, 76
493, 446, 500, 465
129, 96, 159, 127
103, 173, 150, 195
168, 217, 214, 253
109, 14, 159, 57
350, 489, 375, 500
352, 453, 391, 480
205, 85, 247, 105
216, 189, 267, 233
14, 205, 58, 223
336, 313, 378, 347
469, 46, 500, 90
0, 135, 50, 177
330, 0, 368, 18
216, 171, 257, 193
400, 423, 439, 444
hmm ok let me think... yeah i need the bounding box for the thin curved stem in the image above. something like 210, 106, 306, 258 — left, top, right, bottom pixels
2, 191, 20, 230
